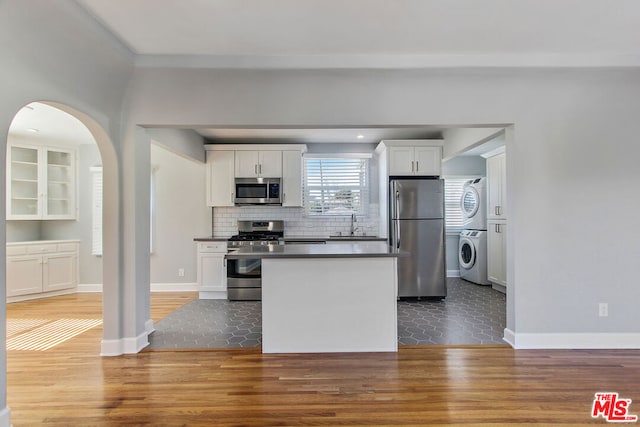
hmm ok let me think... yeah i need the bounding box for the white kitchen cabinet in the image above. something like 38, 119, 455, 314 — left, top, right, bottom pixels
388, 145, 442, 176
7, 144, 76, 220
487, 220, 507, 287
487, 152, 507, 220
197, 241, 227, 299
206, 150, 235, 207
6, 240, 79, 301
281, 150, 303, 207
235, 150, 282, 178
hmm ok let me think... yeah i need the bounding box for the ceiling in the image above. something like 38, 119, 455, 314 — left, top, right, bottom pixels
19, 2, 640, 150
77, 0, 640, 67
8, 102, 95, 146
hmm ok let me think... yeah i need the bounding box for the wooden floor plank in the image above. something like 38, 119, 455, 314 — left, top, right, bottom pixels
6, 293, 640, 425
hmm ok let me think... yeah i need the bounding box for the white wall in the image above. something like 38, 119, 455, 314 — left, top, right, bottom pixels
1, 1, 135, 416
126, 66, 640, 347
149, 143, 211, 284
442, 156, 486, 177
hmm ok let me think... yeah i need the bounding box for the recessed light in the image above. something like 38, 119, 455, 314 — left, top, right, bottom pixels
27, 128, 40, 133
357, 134, 364, 139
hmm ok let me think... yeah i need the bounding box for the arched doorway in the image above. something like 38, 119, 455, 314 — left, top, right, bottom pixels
3, 101, 120, 353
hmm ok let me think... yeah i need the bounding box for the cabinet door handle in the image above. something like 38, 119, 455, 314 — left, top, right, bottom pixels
254, 164, 258, 174
495, 206, 499, 216
283, 193, 286, 203
231, 192, 234, 204
259, 164, 262, 174
411, 161, 415, 172
416, 161, 419, 172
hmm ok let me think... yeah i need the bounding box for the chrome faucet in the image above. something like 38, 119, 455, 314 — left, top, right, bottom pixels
350, 213, 359, 236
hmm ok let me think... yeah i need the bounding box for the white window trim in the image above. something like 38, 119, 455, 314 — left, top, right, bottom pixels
303, 155, 370, 217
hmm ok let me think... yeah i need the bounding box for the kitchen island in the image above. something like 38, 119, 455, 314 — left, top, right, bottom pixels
226, 242, 401, 353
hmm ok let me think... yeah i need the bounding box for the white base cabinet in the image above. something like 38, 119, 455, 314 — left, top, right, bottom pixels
197, 242, 227, 299
6, 240, 79, 302
487, 220, 507, 287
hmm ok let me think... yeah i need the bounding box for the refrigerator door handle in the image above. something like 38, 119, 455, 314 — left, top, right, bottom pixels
395, 190, 401, 249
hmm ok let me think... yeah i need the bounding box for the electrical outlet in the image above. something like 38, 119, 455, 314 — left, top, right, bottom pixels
178, 268, 185, 277
599, 302, 608, 317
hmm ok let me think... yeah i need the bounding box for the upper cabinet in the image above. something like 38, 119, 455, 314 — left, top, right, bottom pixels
281, 150, 303, 207
235, 150, 282, 178
7, 144, 76, 220
205, 144, 306, 207
206, 150, 235, 207
486, 151, 506, 220
377, 140, 443, 177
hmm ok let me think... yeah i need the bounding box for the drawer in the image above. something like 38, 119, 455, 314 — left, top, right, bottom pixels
198, 242, 227, 253
26, 244, 58, 254
57, 243, 78, 253
6, 245, 27, 256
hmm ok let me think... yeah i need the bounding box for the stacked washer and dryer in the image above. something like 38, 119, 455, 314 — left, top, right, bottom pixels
459, 178, 491, 285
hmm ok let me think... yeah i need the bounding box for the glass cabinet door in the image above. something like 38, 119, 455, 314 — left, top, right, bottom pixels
46, 149, 73, 217
9, 146, 40, 217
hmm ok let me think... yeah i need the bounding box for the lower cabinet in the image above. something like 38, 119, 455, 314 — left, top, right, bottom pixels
197, 242, 227, 299
6, 240, 79, 301
487, 220, 507, 287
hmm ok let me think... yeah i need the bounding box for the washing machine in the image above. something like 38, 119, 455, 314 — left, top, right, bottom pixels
459, 230, 490, 285
461, 177, 487, 231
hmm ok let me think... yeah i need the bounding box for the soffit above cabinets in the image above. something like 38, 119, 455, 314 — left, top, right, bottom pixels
196, 127, 443, 145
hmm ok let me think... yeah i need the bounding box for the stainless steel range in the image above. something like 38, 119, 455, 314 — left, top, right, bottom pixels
226, 220, 284, 301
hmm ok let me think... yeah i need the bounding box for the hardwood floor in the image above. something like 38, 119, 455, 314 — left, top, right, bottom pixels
6, 293, 640, 426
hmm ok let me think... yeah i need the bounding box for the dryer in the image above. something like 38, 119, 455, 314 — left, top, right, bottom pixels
459, 230, 490, 285
461, 177, 487, 231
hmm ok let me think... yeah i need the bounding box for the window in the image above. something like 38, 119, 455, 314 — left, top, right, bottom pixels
443, 176, 472, 231
304, 156, 369, 216
91, 167, 155, 256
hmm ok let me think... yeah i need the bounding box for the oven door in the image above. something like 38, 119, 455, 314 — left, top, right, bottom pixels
227, 257, 262, 300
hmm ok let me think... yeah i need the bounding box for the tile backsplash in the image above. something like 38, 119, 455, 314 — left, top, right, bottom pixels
212, 204, 380, 238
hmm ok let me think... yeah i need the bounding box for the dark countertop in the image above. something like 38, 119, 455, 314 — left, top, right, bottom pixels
283, 236, 387, 242
193, 237, 229, 242
194, 236, 387, 243
225, 241, 403, 259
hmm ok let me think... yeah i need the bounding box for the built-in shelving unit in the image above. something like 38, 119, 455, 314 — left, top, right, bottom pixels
7, 144, 76, 220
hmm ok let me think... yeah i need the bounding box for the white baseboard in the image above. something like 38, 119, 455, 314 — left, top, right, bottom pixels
199, 290, 227, 299
151, 282, 198, 292
101, 329, 150, 356
503, 328, 516, 347
447, 270, 460, 278
504, 329, 640, 349
78, 282, 199, 293
100, 338, 124, 356
77, 283, 103, 292
145, 319, 155, 335
123, 331, 149, 354
0, 406, 11, 427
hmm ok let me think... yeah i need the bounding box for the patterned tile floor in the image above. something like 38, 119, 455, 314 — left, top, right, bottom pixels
148, 277, 506, 349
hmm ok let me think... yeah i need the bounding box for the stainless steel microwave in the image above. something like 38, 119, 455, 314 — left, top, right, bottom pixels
234, 177, 282, 205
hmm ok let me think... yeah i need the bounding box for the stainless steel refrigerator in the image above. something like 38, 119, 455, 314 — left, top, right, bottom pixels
389, 178, 446, 298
